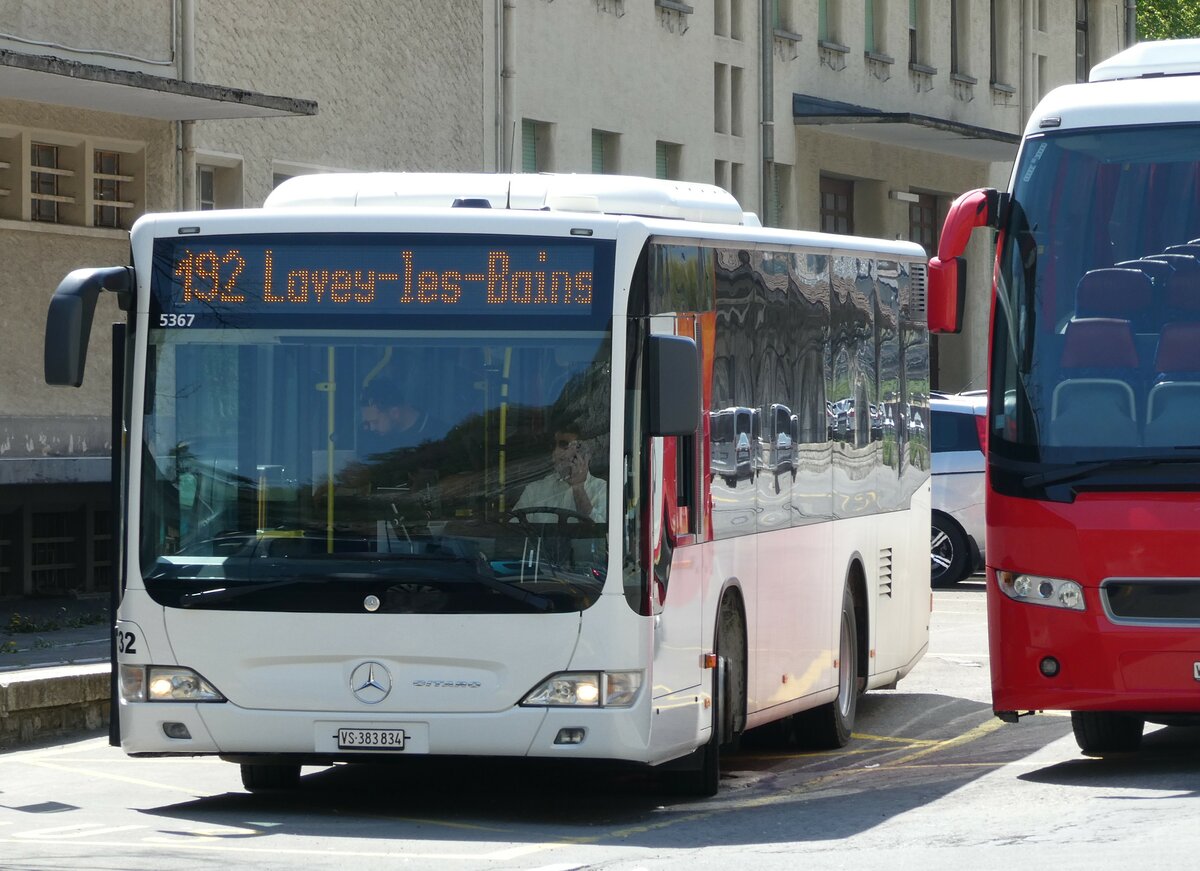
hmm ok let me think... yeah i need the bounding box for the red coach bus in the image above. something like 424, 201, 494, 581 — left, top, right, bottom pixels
929, 39, 1200, 754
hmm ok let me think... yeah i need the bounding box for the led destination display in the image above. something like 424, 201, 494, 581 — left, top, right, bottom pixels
150, 233, 614, 327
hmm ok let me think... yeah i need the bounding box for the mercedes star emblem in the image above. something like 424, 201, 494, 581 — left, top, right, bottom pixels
350, 661, 392, 704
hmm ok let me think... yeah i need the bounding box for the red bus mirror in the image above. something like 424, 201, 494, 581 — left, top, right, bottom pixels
927, 188, 1001, 334
927, 256, 966, 334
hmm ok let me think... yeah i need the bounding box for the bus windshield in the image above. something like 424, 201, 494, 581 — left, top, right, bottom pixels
140, 328, 611, 613
991, 123, 1200, 480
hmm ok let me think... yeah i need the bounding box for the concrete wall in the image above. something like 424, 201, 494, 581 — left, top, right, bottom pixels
0, 664, 109, 749
192, 0, 490, 205
0, 0, 175, 74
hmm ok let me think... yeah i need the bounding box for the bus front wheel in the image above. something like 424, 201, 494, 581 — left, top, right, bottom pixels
1071, 711, 1144, 755
240, 762, 301, 792
664, 599, 744, 797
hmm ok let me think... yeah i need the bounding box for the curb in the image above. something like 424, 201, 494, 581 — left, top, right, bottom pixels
0, 664, 111, 750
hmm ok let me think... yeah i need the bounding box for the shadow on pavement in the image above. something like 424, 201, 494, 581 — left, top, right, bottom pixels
136, 692, 1076, 849
1019, 724, 1200, 796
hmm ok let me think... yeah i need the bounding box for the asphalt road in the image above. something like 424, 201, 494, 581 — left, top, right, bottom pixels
3, 580, 1200, 870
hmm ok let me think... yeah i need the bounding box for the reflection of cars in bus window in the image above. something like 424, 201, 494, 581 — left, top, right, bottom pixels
710, 406, 756, 486
759, 403, 796, 477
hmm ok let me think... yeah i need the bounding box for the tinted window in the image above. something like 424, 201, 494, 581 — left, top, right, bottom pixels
931, 409, 980, 454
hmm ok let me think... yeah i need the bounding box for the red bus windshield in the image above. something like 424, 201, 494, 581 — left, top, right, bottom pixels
990, 123, 1200, 494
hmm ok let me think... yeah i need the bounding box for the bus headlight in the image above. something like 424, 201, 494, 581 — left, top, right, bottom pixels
997, 571, 1086, 611
120, 665, 226, 703
521, 671, 643, 708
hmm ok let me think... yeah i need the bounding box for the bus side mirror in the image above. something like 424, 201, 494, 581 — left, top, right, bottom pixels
927, 256, 967, 334
927, 188, 1002, 334
45, 266, 133, 387
647, 334, 700, 437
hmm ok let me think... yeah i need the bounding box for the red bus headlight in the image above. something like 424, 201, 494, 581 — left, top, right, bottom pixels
997, 571, 1085, 611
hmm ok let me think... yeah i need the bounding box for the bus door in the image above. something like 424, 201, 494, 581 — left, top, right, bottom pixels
647, 315, 705, 721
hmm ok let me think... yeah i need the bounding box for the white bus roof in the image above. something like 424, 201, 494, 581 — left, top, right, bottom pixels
1089, 37, 1200, 82
265, 172, 750, 226
1025, 73, 1200, 136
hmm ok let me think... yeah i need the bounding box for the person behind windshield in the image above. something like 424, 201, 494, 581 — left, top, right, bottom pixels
514, 422, 606, 522
360, 375, 447, 454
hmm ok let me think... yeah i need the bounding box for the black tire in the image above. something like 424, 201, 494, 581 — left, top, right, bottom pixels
1071, 711, 1144, 755
240, 763, 301, 792
797, 585, 861, 749
665, 600, 744, 797
931, 512, 970, 587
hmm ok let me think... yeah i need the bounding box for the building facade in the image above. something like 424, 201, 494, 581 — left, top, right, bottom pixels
0, 0, 1122, 598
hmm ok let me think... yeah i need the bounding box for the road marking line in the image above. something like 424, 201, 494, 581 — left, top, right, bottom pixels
16, 824, 147, 840
0, 834, 556, 861
567, 715, 1011, 844
886, 718, 1006, 766
853, 733, 941, 746
22, 760, 207, 795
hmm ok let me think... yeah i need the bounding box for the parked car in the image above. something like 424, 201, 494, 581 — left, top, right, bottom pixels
930, 391, 987, 586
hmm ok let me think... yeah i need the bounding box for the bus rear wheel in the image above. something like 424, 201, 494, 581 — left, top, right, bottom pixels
797, 584, 862, 748
1071, 711, 1144, 755
240, 762, 301, 792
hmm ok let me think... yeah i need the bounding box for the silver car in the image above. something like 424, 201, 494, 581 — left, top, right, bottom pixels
930, 391, 987, 586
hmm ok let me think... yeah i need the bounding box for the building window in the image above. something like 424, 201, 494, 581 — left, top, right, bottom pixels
713, 64, 745, 140
16, 133, 142, 228
820, 176, 854, 235
715, 0, 733, 35
730, 66, 744, 137
94, 150, 129, 229
196, 156, 243, 209
30, 509, 83, 596
591, 130, 619, 173
909, 0, 919, 64
714, 159, 729, 190
951, 0, 968, 76
714, 64, 729, 134
909, 192, 939, 255
730, 162, 744, 205
818, 0, 838, 42
31, 143, 65, 223
1075, 0, 1090, 82
775, 0, 795, 33
770, 163, 793, 228
656, 141, 682, 180
198, 166, 216, 210
990, 0, 1015, 86
865, 0, 884, 54
522, 119, 552, 172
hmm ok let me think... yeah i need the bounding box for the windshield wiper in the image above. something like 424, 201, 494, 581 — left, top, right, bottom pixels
1023, 453, 1200, 489
179, 576, 328, 607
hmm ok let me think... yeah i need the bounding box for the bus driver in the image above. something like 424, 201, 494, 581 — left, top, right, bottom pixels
514, 423, 606, 523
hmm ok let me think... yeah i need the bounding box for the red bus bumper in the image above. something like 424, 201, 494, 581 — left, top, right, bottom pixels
987, 490, 1200, 717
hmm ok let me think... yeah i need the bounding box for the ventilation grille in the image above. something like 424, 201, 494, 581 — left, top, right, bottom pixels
878, 548, 894, 598
908, 262, 928, 323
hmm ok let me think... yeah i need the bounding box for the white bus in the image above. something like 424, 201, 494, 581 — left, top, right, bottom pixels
46, 173, 931, 795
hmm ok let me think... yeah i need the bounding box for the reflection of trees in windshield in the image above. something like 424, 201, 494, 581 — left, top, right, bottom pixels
141, 332, 611, 613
